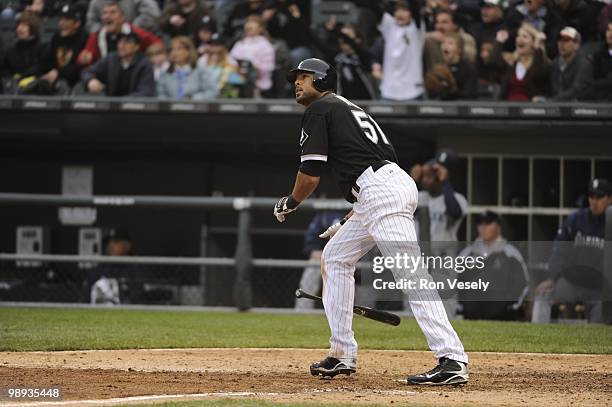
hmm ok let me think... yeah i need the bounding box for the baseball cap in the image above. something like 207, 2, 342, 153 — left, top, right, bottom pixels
117, 31, 141, 44
476, 210, 501, 225
59, 3, 82, 21
197, 15, 217, 33
480, 0, 506, 8
588, 178, 612, 197
427, 149, 458, 166
105, 228, 132, 242
559, 26, 580, 41
209, 32, 227, 46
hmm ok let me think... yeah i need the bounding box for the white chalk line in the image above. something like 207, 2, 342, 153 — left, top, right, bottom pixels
3, 348, 607, 358
0, 389, 418, 407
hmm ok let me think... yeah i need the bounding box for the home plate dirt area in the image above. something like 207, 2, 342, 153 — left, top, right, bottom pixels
1, 349, 610, 406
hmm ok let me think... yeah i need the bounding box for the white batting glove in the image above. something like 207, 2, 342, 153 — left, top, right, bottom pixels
273, 195, 299, 223
319, 218, 346, 238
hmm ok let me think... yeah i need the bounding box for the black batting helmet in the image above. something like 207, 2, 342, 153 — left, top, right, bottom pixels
287, 58, 337, 92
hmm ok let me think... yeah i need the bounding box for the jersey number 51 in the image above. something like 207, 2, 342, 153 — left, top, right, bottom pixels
351, 110, 390, 145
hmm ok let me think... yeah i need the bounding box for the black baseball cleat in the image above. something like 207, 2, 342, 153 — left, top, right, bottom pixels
406, 357, 469, 386
310, 357, 356, 378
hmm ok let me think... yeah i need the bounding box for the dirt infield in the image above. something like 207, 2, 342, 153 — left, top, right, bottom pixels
1, 349, 610, 406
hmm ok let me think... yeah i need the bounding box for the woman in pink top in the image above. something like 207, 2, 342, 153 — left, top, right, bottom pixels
230, 15, 275, 95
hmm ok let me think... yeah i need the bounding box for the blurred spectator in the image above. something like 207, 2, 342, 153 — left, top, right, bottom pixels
457, 211, 529, 320
550, 26, 592, 100
194, 15, 218, 56
411, 156, 468, 251
295, 211, 344, 310
503, 0, 564, 58
146, 41, 168, 80
424, 9, 477, 72
374, 0, 425, 101
83, 228, 145, 305
439, 31, 478, 98
589, 21, 612, 101
265, 0, 313, 69
532, 179, 611, 324
38, 3, 88, 92
223, 0, 266, 42
86, 0, 160, 33
198, 34, 243, 98
597, 3, 612, 39
159, 0, 211, 38
455, 0, 485, 25
552, 0, 596, 42
468, 0, 506, 48
156, 35, 217, 100
333, 24, 377, 100
424, 63, 457, 99
1, 2, 16, 20
17, 0, 48, 17
476, 39, 506, 97
421, 0, 452, 32
0, 10, 44, 90
81, 31, 155, 96
229, 15, 274, 96
78, 1, 161, 67
496, 22, 551, 101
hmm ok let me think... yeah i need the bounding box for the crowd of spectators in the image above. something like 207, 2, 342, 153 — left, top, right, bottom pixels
0, 0, 610, 101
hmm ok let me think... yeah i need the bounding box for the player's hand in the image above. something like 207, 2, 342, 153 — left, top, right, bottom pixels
273, 195, 300, 222
319, 219, 346, 239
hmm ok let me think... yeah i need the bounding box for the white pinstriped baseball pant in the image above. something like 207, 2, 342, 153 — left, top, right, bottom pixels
321, 163, 468, 364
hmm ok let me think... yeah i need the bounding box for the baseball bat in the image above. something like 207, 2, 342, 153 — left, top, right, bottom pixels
295, 288, 401, 326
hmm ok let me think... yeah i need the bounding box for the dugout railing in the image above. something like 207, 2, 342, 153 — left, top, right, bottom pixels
1, 193, 611, 322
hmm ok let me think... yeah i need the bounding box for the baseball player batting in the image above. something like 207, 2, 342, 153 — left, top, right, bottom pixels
273, 58, 468, 385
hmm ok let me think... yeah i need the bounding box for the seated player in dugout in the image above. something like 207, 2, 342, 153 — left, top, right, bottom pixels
532, 179, 612, 324
457, 210, 529, 321
273, 58, 469, 386
81, 228, 145, 305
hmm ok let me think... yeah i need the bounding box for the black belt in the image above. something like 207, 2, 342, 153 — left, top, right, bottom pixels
371, 159, 391, 172
347, 160, 392, 203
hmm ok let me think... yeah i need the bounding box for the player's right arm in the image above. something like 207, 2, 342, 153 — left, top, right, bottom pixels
274, 110, 328, 223
291, 171, 320, 203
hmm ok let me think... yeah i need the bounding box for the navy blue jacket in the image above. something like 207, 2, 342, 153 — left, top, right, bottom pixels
303, 211, 344, 257
549, 208, 606, 287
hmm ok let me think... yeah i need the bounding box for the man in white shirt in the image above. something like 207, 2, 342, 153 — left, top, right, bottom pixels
376, 0, 425, 101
